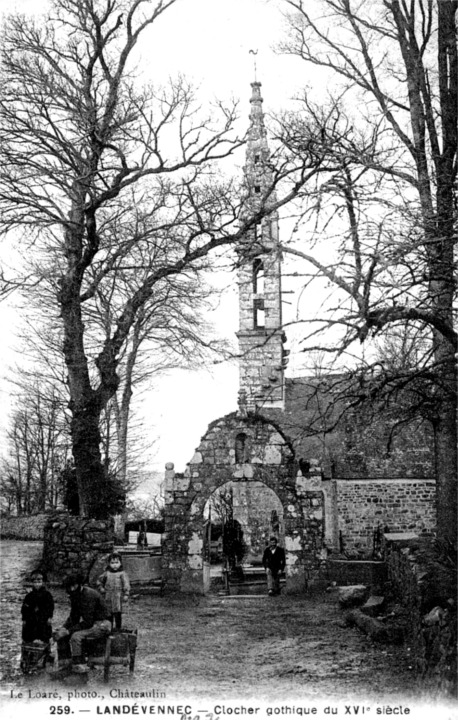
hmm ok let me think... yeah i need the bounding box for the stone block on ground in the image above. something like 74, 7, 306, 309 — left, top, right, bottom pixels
345, 609, 405, 644
338, 585, 369, 609
361, 595, 385, 617
423, 606, 444, 626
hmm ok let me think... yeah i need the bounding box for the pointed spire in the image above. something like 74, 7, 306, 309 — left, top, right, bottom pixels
249, 48, 258, 82
248, 81, 267, 144
243, 81, 277, 217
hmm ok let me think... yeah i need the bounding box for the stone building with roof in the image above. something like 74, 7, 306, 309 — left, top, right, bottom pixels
162, 82, 436, 594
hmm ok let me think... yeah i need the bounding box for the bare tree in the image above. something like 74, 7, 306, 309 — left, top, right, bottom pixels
277, 0, 457, 544
7, 238, 223, 499
87, 256, 227, 489
0, 377, 71, 513
0, 0, 314, 517
124, 492, 164, 523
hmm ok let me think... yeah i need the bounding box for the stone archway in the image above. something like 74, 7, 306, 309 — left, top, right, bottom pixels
202, 480, 285, 593
162, 411, 325, 594
203, 480, 284, 565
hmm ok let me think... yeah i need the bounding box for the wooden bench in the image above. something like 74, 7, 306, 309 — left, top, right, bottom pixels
85, 629, 137, 683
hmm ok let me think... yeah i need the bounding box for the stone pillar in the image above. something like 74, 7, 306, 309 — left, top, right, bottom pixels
163, 462, 176, 505
162, 462, 203, 593
292, 459, 326, 592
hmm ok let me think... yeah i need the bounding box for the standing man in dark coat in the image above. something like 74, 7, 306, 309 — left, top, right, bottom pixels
262, 536, 285, 596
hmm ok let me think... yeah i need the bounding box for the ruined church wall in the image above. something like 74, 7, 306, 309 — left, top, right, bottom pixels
162, 413, 326, 593
336, 478, 436, 557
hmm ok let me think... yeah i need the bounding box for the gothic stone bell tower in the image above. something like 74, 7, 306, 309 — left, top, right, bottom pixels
237, 82, 288, 411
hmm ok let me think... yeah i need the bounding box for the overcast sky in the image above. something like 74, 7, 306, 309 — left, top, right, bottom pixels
0, 0, 324, 486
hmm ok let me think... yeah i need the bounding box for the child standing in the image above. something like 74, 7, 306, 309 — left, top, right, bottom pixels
21, 572, 54, 643
97, 552, 130, 630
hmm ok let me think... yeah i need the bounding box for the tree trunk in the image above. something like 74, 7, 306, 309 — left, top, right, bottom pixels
432, 333, 457, 546
410, 0, 457, 546
434, 403, 457, 547
113, 316, 141, 488
70, 399, 106, 517
59, 221, 109, 518
117, 404, 130, 490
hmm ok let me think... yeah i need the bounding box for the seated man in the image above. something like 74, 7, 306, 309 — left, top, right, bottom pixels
54, 573, 111, 673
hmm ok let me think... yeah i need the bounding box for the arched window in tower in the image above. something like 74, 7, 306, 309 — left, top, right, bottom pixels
253, 258, 265, 294
253, 298, 265, 329
235, 433, 249, 463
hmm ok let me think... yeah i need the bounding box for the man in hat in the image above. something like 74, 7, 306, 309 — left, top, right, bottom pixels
53, 574, 111, 673
262, 536, 285, 596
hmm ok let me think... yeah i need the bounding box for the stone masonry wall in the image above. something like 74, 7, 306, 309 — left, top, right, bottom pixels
238, 330, 284, 406
384, 534, 457, 698
336, 479, 436, 558
42, 514, 114, 585
0, 512, 51, 540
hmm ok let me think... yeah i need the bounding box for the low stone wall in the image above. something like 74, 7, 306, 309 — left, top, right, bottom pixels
0, 513, 52, 540
336, 478, 436, 557
326, 559, 387, 590
384, 533, 457, 698
42, 514, 115, 585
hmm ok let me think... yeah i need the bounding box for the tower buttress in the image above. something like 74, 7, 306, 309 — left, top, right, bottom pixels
237, 82, 287, 413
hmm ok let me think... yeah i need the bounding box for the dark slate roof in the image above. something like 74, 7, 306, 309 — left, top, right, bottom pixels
260, 376, 435, 479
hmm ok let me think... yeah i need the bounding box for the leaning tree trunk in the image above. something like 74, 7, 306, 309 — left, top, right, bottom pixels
59, 224, 109, 518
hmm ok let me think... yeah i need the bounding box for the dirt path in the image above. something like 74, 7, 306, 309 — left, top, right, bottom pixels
0, 541, 421, 704
117, 592, 417, 702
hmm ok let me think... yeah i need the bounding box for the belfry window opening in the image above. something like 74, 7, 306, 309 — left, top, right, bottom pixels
253, 258, 265, 294
254, 299, 265, 329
